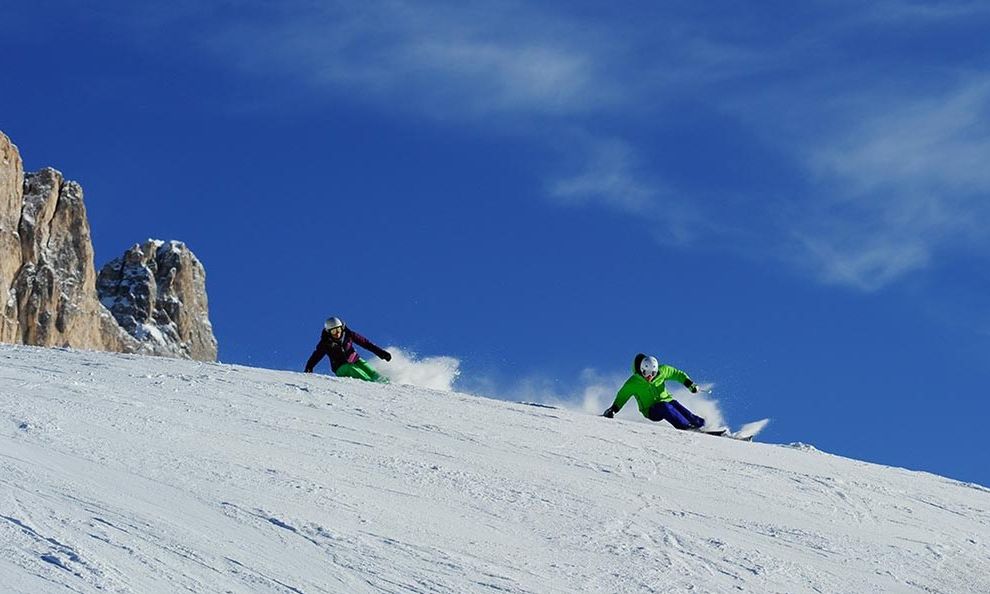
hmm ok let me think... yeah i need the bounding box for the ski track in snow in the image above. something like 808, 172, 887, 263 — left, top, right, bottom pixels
1, 344, 988, 593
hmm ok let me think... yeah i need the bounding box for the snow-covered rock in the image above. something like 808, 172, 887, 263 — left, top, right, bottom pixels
0, 344, 987, 593
97, 240, 217, 361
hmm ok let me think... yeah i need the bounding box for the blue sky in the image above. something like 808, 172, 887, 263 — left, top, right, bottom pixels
3, 1, 989, 485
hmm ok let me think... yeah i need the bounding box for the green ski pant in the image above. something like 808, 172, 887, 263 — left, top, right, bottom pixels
336, 359, 388, 383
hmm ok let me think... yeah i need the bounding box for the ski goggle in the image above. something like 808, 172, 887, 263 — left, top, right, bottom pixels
328, 326, 344, 338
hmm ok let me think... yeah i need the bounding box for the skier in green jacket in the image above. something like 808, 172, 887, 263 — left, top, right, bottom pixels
602, 353, 707, 430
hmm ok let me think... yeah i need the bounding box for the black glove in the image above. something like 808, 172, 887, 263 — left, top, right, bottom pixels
685, 380, 699, 394
382, 351, 392, 362
602, 406, 616, 418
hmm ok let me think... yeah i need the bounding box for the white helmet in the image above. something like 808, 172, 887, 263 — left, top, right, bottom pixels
639, 355, 660, 380
324, 317, 345, 332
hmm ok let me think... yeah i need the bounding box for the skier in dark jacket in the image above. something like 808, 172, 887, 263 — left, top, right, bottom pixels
602, 353, 707, 430
304, 317, 392, 382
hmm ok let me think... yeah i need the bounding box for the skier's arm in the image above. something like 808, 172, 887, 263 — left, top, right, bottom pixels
350, 330, 392, 361
604, 383, 635, 417
304, 339, 328, 373
660, 364, 699, 393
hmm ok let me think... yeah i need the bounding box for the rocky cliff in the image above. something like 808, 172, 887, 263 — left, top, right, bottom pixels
0, 131, 25, 341
0, 130, 217, 361
98, 240, 218, 361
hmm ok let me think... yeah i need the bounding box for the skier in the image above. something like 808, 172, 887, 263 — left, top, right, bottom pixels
602, 353, 708, 430
304, 317, 392, 383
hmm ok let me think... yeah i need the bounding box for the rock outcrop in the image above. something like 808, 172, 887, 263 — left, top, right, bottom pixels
0, 130, 217, 361
11, 167, 139, 352
98, 240, 218, 361
1, 131, 25, 341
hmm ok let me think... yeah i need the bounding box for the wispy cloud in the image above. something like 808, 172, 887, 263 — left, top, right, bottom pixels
792, 77, 990, 290
200, 2, 618, 120
76, 1, 763, 248
69, 1, 990, 291
202, 3, 676, 215
547, 136, 706, 243
794, 236, 932, 292
548, 138, 658, 213
812, 79, 990, 195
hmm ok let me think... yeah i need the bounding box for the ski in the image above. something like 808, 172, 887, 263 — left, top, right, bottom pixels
690, 420, 769, 441
724, 432, 755, 442
517, 401, 558, 410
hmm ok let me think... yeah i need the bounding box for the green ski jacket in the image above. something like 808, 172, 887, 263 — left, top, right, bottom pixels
610, 355, 694, 417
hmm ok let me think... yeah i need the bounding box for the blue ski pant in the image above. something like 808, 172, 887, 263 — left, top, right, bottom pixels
647, 399, 705, 430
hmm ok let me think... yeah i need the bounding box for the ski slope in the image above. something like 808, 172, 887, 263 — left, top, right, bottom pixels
1, 345, 988, 593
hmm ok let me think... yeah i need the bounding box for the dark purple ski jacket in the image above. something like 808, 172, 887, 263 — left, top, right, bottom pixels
304, 328, 390, 373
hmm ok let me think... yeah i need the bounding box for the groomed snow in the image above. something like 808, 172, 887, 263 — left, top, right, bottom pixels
1, 345, 988, 593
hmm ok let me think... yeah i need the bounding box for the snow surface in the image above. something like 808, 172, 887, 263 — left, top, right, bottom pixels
1, 345, 988, 593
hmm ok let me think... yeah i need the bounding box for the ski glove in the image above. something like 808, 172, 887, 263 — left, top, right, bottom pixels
684, 380, 699, 394
382, 351, 392, 362
602, 406, 617, 418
